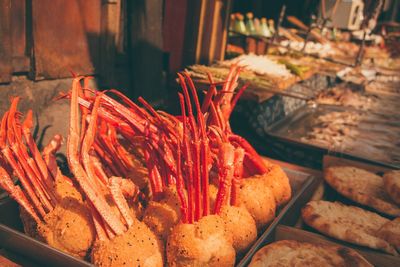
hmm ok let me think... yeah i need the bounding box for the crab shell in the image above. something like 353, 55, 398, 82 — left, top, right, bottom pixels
20, 178, 96, 259
167, 215, 235, 267
143, 186, 182, 241
91, 219, 164, 267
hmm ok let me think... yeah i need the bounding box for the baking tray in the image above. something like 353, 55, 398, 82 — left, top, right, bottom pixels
237, 167, 320, 266
0, 166, 318, 266
265, 103, 400, 169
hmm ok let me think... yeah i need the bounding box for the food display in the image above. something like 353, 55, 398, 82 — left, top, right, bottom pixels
249, 240, 373, 267
300, 163, 400, 258
0, 1, 399, 266
0, 68, 294, 266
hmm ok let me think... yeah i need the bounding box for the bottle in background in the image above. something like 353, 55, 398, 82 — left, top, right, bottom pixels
245, 12, 257, 36
234, 13, 247, 35
260, 17, 272, 37
268, 19, 276, 35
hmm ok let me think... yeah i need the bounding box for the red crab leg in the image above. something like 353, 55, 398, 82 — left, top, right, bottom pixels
0, 112, 46, 218
176, 140, 188, 223
201, 72, 217, 113
93, 140, 123, 177
67, 77, 126, 235
81, 94, 110, 192
87, 201, 108, 241
214, 142, 235, 214
108, 177, 135, 227
22, 110, 56, 189
178, 73, 202, 221
89, 153, 109, 186
7, 105, 54, 212
228, 134, 268, 174
0, 166, 41, 223
97, 122, 128, 177
231, 148, 244, 206
183, 72, 211, 216
108, 126, 134, 170
178, 93, 194, 223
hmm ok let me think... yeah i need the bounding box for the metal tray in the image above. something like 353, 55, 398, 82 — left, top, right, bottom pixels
0, 166, 317, 266
265, 103, 400, 169
237, 167, 320, 266
0, 197, 93, 267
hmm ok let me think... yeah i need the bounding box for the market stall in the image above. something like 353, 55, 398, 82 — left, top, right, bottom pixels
0, 0, 399, 266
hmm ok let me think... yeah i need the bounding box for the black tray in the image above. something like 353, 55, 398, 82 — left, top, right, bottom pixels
237, 167, 320, 266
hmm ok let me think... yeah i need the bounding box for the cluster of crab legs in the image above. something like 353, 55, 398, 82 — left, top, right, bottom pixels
66, 66, 269, 227
0, 66, 290, 266
0, 97, 65, 224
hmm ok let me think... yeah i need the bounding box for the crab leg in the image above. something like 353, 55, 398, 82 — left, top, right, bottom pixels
0, 166, 41, 223
108, 126, 134, 171
108, 177, 135, 227
231, 148, 244, 206
178, 93, 194, 223
22, 110, 56, 189
176, 140, 188, 223
0, 113, 46, 218
97, 122, 128, 177
42, 134, 67, 182
178, 73, 202, 221
93, 140, 123, 177
183, 72, 211, 216
214, 142, 235, 214
67, 77, 126, 235
6, 109, 54, 213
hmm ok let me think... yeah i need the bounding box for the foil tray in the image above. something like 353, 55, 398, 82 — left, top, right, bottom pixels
0, 167, 317, 266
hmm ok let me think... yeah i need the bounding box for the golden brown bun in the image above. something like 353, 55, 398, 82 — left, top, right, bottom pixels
302, 200, 397, 255
249, 240, 373, 267
92, 220, 164, 267
219, 205, 257, 254
261, 163, 292, 206
38, 199, 95, 259
377, 217, 400, 252
166, 215, 235, 267
143, 187, 181, 242
20, 177, 95, 259
238, 177, 276, 230
383, 170, 400, 205
325, 166, 400, 217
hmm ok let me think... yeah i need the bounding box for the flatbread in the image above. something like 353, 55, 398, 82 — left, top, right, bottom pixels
377, 217, 400, 252
249, 240, 373, 267
302, 200, 398, 255
324, 166, 400, 217
383, 170, 400, 205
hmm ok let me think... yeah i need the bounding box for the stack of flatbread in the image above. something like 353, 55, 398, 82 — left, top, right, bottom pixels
249, 240, 372, 267
324, 166, 400, 217
300, 166, 400, 255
